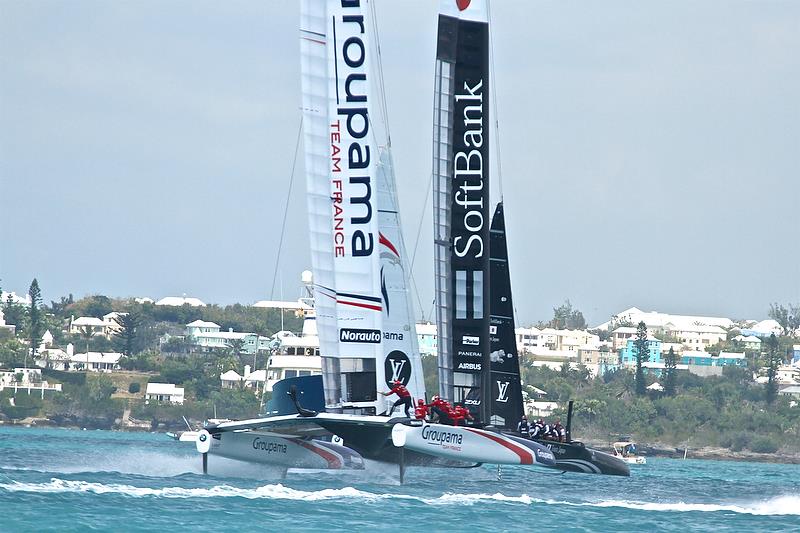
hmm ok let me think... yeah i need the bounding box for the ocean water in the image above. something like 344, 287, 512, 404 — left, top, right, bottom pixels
0, 427, 798, 532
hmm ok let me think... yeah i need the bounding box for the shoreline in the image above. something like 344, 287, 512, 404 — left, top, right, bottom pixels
580, 438, 800, 465
4, 418, 800, 465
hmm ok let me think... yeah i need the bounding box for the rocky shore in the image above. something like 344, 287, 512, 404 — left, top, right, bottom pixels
582, 438, 800, 464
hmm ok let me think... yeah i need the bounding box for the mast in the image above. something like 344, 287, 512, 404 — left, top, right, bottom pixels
488, 202, 524, 429
433, 0, 491, 423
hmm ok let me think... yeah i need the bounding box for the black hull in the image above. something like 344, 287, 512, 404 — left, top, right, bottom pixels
534, 440, 630, 477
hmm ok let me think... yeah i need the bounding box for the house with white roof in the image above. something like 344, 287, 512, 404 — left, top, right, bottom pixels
145, 383, 185, 404
667, 323, 728, 350
102, 312, 127, 335
594, 306, 733, 333
741, 319, 783, 338
611, 326, 639, 351
69, 316, 108, 336
185, 320, 269, 355
156, 296, 206, 307
732, 335, 762, 350
0, 291, 31, 306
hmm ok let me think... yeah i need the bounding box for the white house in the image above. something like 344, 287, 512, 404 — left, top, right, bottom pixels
0, 368, 62, 398
37, 345, 122, 372
145, 383, 185, 404
733, 335, 762, 350
156, 296, 206, 307
594, 306, 733, 332
185, 320, 268, 354
102, 312, 127, 335
776, 366, 800, 385
69, 316, 108, 336
666, 323, 727, 350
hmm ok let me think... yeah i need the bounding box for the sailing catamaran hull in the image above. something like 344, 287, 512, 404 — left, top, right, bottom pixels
392, 423, 557, 467
201, 430, 365, 471
535, 440, 630, 477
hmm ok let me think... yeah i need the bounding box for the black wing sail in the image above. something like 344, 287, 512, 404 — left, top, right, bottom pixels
433, 6, 492, 423
488, 202, 524, 429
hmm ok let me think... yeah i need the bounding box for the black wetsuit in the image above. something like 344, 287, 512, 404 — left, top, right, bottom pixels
517, 420, 530, 438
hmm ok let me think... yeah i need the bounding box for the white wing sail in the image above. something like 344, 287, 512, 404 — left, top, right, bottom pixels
303, 0, 417, 415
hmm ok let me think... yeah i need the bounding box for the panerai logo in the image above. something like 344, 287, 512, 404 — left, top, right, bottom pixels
340, 328, 381, 343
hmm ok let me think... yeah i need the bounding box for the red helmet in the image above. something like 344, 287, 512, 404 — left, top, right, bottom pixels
393, 379, 402, 385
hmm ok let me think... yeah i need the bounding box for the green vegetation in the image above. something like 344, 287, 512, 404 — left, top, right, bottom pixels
633, 321, 650, 396
521, 361, 800, 454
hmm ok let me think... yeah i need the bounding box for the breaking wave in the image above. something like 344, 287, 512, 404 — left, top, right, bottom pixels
1, 479, 798, 515
578, 496, 800, 516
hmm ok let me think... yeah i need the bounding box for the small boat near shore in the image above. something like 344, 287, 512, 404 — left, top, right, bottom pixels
612, 440, 647, 465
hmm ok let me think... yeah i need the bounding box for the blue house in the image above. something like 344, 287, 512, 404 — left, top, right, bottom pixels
620, 338, 662, 366
680, 351, 747, 367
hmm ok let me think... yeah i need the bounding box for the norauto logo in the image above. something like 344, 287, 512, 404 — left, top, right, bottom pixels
339, 328, 381, 343
456, 0, 471, 11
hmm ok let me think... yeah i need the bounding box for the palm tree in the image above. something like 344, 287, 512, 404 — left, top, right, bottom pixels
79, 325, 94, 370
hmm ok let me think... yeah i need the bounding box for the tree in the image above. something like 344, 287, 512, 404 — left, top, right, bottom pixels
765, 333, 781, 405
113, 312, 142, 356
79, 325, 95, 369
226, 338, 247, 367
26, 278, 42, 369
663, 347, 678, 397
633, 321, 650, 396
550, 299, 587, 330
3, 293, 26, 331
768, 303, 800, 338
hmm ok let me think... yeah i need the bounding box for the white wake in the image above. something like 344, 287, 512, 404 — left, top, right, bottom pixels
1, 479, 798, 515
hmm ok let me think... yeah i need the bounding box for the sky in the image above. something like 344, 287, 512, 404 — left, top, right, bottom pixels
1, 0, 798, 326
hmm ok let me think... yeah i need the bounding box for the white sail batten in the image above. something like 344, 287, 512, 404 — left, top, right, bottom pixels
433, 57, 455, 403
376, 148, 427, 403
302, 0, 427, 416
301, 0, 341, 408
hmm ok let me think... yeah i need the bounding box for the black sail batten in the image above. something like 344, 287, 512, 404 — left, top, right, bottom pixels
488, 202, 524, 430
433, 11, 491, 423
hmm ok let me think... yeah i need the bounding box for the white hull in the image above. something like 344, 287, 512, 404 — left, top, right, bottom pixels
202, 430, 364, 470
391, 423, 556, 467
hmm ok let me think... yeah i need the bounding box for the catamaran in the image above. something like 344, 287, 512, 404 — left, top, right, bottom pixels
192, 0, 562, 479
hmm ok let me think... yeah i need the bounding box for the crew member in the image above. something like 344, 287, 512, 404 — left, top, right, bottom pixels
414, 398, 429, 421
517, 416, 530, 438
429, 395, 452, 424
451, 404, 473, 426
540, 419, 551, 440
530, 419, 544, 439
553, 419, 567, 442
380, 380, 413, 417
